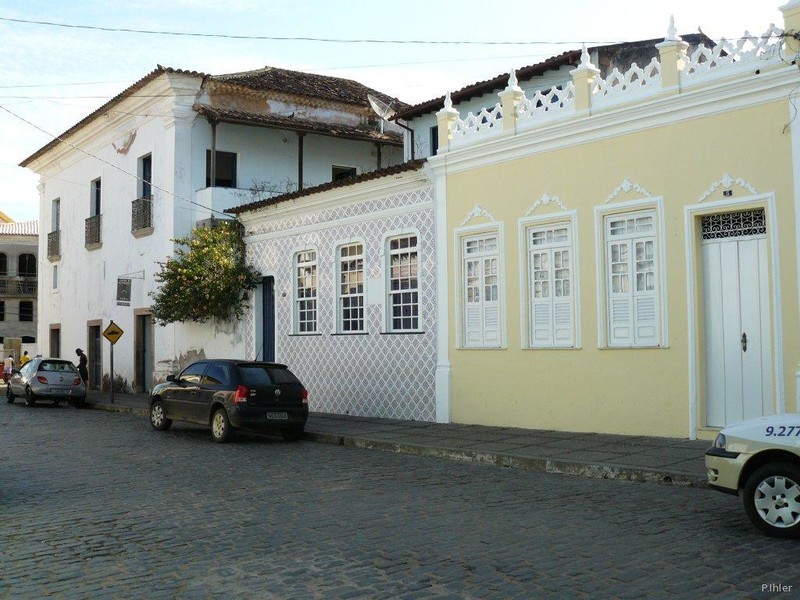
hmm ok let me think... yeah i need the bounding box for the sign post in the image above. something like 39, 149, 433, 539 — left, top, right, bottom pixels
102, 321, 124, 404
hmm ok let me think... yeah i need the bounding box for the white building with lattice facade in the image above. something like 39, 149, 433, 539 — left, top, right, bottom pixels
230, 160, 449, 422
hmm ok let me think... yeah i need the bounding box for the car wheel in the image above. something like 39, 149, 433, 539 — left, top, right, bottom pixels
6, 384, 15, 403
743, 462, 800, 538
71, 396, 86, 409
211, 407, 233, 443
149, 400, 172, 431
281, 426, 304, 442
53, 400, 61, 407
25, 387, 36, 407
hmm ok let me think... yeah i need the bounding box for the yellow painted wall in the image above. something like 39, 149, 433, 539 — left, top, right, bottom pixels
446, 99, 798, 438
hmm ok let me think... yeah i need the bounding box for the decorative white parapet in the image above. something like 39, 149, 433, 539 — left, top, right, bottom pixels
569, 44, 601, 113
450, 103, 504, 148
515, 82, 576, 129
593, 58, 662, 108
682, 23, 784, 85
498, 69, 524, 133
656, 16, 689, 93
436, 91, 461, 153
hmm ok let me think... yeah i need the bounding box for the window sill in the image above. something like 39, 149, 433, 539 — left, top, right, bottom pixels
380, 330, 426, 335
523, 345, 581, 350
600, 345, 668, 350
132, 227, 154, 238
287, 333, 323, 337
331, 332, 369, 336
85, 242, 102, 251
47, 255, 61, 263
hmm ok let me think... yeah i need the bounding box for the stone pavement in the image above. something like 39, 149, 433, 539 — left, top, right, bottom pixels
85, 390, 710, 488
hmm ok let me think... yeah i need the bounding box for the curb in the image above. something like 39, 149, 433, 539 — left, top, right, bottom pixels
303, 431, 709, 489
87, 402, 708, 489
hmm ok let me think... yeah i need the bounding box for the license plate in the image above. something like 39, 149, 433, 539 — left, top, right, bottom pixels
51, 387, 71, 395
266, 411, 288, 420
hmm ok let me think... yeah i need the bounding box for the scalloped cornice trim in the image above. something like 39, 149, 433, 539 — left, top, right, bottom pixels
697, 173, 759, 203
603, 178, 653, 204
524, 193, 568, 216
460, 204, 498, 227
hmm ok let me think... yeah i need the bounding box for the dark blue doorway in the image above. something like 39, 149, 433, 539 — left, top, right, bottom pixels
262, 276, 275, 362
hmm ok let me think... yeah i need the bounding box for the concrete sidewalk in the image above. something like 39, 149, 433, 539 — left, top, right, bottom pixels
85, 390, 710, 488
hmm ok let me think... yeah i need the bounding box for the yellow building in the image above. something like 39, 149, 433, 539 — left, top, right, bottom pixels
427, 5, 800, 439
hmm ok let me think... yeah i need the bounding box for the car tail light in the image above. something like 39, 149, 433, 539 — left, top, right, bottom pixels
233, 385, 249, 404
73, 378, 82, 385
301, 387, 309, 405
37, 376, 48, 384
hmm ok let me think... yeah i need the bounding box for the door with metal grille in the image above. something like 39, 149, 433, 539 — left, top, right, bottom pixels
702, 209, 772, 427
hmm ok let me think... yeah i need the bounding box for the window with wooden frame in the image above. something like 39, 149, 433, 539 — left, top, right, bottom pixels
461, 233, 501, 348
525, 221, 575, 348
387, 234, 419, 332
337, 243, 365, 333
294, 250, 317, 334
603, 209, 660, 347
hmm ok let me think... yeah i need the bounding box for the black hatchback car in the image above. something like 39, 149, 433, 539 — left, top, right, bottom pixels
149, 360, 308, 443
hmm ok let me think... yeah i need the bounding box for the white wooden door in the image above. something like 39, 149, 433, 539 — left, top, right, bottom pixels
703, 230, 772, 428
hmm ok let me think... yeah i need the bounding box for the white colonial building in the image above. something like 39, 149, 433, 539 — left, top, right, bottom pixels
0, 212, 38, 361
21, 65, 405, 392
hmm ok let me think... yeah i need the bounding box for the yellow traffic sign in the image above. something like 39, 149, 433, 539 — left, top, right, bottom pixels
103, 321, 124, 345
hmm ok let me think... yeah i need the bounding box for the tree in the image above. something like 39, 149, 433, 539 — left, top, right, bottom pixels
150, 220, 260, 325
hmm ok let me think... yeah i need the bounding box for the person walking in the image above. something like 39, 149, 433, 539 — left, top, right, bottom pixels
3, 354, 14, 384
19, 351, 31, 367
75, 348, 89, 387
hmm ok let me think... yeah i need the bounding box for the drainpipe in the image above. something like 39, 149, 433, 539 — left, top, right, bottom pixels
297, 132, 305, 190
208, 117, 218, 187
393, 119, 415, 160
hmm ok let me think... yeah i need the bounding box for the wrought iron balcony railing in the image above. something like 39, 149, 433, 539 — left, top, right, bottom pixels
85, 214, 102, 246
0, 277, 37, 297
47, 230, 60, 260
132, 196, 153, 233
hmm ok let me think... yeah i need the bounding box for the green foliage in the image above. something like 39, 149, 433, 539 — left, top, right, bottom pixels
150, 220, 260, 325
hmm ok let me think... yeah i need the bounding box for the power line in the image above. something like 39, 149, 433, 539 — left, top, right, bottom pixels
0, 15, 779, 47
0, 15, 619, 46
0, 103, 228, 218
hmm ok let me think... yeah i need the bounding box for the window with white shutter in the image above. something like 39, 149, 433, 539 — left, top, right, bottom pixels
604, 210, 659, 347
526, 223, 575, 348
462, 234, 501, 348
294, 250, 317, 334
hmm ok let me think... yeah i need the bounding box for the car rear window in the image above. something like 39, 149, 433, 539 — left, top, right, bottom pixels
237, 365, 300, 386
40, 361, 78, 373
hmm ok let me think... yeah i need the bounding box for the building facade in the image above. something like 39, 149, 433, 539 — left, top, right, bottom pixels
0, 215, 38, 360
428, 7, 800, 439
21, 65, 405, 392
232, 161, 446, 421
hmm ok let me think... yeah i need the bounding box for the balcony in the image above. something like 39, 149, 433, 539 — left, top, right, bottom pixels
85, 214, 102, 248
0, 277, 37, 297
47, 230, 60, 261
132, 196, 153, 236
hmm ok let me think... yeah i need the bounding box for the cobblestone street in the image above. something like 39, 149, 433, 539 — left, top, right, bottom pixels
1, 403, 797, 599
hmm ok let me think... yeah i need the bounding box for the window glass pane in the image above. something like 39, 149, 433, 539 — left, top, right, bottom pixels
388, 236, 419, 331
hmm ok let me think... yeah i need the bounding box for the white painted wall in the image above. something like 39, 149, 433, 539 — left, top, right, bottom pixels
31, 71, 408, 392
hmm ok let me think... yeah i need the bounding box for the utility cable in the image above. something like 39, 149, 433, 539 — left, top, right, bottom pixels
0, 103, 228, 218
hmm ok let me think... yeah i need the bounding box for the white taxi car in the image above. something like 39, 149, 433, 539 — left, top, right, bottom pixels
706, 414, 800, 538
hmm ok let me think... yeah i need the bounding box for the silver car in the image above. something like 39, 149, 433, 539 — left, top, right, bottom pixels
6, 357, 86, 407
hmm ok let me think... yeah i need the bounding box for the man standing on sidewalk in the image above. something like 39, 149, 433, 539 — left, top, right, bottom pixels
75, 348, 89, 387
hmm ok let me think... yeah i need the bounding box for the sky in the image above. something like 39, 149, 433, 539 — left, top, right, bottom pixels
0, 0, 784, 223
